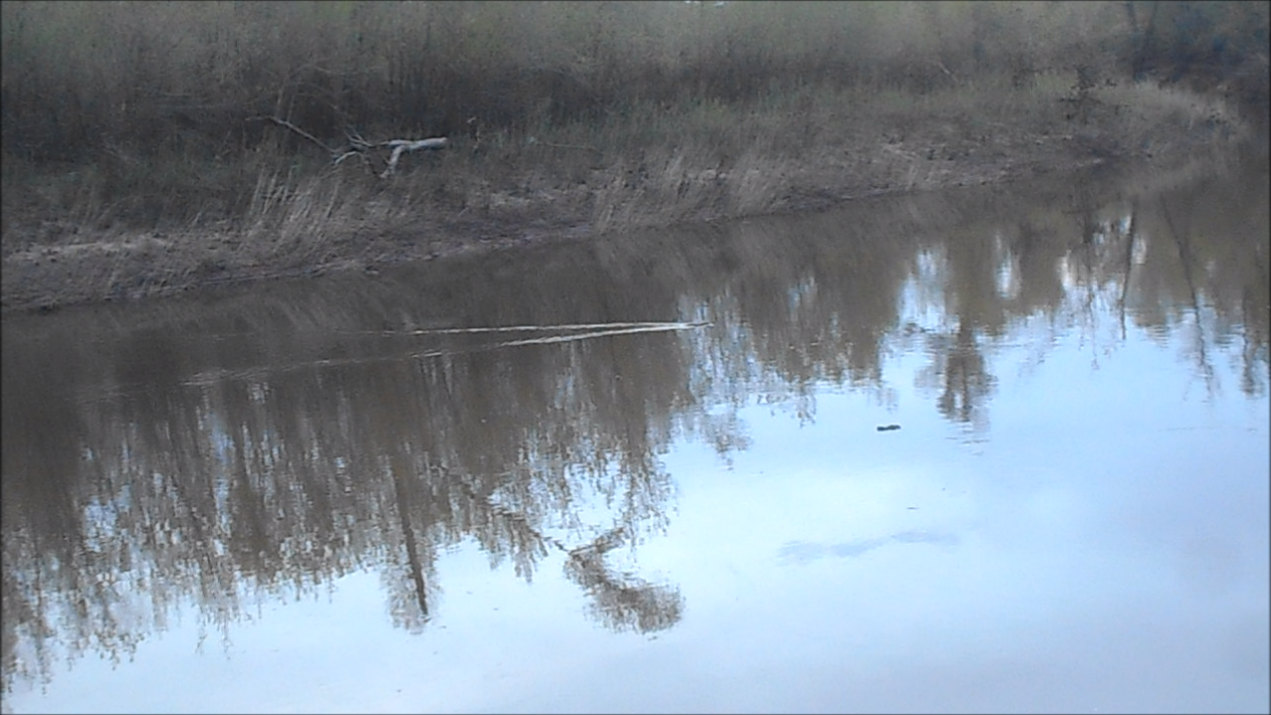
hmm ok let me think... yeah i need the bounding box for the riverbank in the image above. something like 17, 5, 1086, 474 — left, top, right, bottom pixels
0, 78, 1254, 315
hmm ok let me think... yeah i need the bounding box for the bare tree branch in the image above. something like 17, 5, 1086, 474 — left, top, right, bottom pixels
249, 116, 449, 178
248, 115, 340, 156
379, 138, 449, 178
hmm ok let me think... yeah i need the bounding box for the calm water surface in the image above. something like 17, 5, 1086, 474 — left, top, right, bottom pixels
3, 148, 1268, 714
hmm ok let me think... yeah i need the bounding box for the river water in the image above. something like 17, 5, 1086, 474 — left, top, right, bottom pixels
2, 146, 1268, 714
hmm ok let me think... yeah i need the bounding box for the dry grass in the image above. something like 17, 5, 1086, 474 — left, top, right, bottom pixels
1, 1, 1265, 311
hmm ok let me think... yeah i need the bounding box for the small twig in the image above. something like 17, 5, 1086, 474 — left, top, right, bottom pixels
332, 148, 379, 176
935, 60, 959, 86
345, 127, 373, 151
248, 115, 340, 156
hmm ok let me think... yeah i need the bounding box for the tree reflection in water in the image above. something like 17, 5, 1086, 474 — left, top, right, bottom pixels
2, 143, 1267, 696
564, 526, 684, 635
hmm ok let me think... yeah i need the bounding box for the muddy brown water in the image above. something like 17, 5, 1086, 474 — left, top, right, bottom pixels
2, 146, 1267, 714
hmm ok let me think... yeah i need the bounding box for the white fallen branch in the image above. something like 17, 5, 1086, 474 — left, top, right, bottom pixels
379, 137, 449, 178
250, 115, 448, 178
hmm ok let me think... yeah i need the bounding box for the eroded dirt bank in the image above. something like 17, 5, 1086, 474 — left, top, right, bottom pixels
0, 110, 1251, 315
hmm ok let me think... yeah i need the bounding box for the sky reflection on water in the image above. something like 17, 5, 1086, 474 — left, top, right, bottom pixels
2, 147, 1268, 713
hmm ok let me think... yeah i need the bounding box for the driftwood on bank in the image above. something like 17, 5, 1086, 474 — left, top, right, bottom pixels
249, 115, 448, 178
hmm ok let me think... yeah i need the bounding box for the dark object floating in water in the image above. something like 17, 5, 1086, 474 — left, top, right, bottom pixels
877, 424, 901, 431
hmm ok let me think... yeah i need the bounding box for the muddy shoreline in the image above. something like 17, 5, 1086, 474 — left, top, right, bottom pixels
0, 121, 1248, 316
